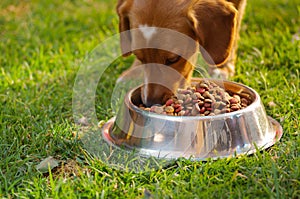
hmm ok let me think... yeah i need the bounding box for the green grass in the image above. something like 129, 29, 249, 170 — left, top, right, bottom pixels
1, 0, 299, 198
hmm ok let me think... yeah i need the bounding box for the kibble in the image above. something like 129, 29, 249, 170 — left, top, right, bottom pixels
165, 106, 175, 113
139, 80, 253, 116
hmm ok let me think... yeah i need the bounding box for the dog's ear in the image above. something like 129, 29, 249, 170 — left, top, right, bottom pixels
187, 0, 237, 65
117, 0, 133, 56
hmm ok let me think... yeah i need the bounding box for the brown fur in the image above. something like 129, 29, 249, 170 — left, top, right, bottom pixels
117, 0, 246, 106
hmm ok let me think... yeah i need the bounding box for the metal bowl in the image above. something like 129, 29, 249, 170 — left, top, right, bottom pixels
102, 79, 282, 160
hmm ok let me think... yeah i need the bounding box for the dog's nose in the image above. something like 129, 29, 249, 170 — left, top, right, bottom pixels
141, 83, 173, 107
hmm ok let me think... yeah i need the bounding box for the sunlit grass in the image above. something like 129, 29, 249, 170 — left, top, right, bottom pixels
0, 0, 299, 198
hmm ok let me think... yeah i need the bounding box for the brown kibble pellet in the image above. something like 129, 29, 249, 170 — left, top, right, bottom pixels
199, 83, 209, 89
175, 106, 183, 113
241, 98, 249, 105
165, 99, 174, 106
204, 111, 210, 116
220, 102, 227, 107
204, 103, 211, 108
177, 94, 186, 101
184, 110, 190, 116
207, 94, 215, 101
184, 97, 192, 104
181, 89, 192, 95
194, 92, 202, 99
198, 101, 204, 107
200, 106, 206, 114
231, 105, 240, 111
196, 87, 206, 94
192, 99, 200, 104
213, 101, 221, 109
241, 103, 248, 107
229, 97, 239, 104
203, 91, 210, 98
214, 109, 222, 115
186, 106, 193, 110
204, 99, 213, 103
178, 110, 185, 116
191, 106, 199, 116
177, 99, 184, 104
215, 95, 222, 101
233, 94, 241, 102
221, 109, 227, 114
194, 103, 201, 112
173, 104, 181, 109
191, 93, 198, 100
239, 92, 251, 99
139, 80, 253, 116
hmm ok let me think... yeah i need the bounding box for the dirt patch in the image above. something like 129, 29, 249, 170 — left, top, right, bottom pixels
51, 159, 91, 180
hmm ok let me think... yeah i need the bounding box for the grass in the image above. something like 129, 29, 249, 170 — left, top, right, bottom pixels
0, 0, 299, 198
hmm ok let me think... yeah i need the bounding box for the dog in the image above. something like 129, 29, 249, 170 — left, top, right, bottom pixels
117, 0, 247, 107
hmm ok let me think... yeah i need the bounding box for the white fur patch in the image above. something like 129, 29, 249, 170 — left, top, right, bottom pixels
138, 24, 157, 43
211, 68, 229, 79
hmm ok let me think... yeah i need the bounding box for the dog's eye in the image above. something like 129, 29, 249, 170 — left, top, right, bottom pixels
165, 56, 180, 66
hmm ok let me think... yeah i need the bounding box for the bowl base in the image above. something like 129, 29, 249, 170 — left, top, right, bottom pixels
102, 116, 283, 160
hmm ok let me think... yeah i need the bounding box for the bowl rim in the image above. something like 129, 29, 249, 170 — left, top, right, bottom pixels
126, 79, 261, 122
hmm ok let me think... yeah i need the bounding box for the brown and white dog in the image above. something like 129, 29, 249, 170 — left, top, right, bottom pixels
117, 0, 247, 107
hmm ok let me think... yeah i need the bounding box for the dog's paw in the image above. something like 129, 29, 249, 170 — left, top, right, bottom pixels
210, 68, 230, 79
209, 63, 235, 79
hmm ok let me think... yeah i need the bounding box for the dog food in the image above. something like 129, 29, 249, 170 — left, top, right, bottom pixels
139, 80, 252, 116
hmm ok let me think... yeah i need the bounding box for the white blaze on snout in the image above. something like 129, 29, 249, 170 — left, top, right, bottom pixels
138, 24, 157, 44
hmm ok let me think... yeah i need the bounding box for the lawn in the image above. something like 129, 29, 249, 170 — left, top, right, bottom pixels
0, 0, 299, 198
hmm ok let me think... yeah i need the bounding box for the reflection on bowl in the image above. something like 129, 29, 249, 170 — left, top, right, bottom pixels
102, 79, 282, 160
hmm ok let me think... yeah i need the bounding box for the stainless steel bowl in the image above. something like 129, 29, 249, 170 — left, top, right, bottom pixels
102, 79, 282, 160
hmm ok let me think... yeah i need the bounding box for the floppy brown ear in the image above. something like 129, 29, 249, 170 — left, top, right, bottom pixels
187, 0, 237, 66
117, 0, 133, 56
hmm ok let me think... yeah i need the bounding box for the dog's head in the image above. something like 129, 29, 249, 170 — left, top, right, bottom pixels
117, 0, 237, 106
